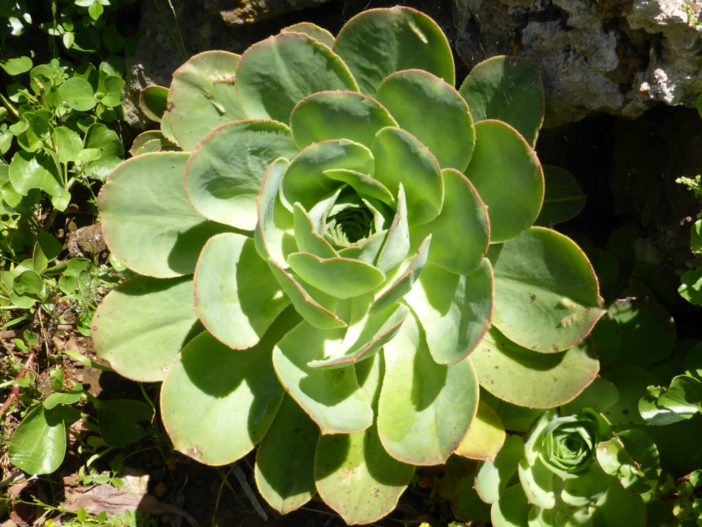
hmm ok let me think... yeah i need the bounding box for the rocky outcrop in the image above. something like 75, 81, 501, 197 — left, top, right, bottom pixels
453, 0, 702, 125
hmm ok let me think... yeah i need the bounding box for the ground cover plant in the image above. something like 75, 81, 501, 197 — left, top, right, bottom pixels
92, 6, 609, 524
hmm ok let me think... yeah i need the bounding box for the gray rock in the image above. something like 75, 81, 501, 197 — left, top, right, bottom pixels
452, 0, 702, 126
197, 0, 332, 26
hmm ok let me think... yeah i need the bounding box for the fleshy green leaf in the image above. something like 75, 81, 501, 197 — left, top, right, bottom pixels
139, 85, 169, 122
454, 400, 506, 461
406, 259, 493, 365
411, 168, 489, 275
474, 435, 525, 504
165, 51, 247, 151
373, 184, 409, 273
280, 22, 335, 48
185, 120, 298, 230
333, 6, 454, 95
194, 233, 288, 350
376, 69, 475, 171
518, 458, 556, 509
92, 276, 200, 382
536, 166, 586, 227
491, 484, 530, 527
591, 479, 645, 527
371, 127, 442, 225
315, 424, 414, 524
236, 33, 358, 122
161, 316, 296, 465
377, 311, 479, 465
272, 320, 373, 434
254, 395, 318, 514
291, 91, 397, 149
99, 152, 230, 277
0, 56, 33, 75
268, 261, 346, 330
255, 158, 294, 267
323, 168, 394, 205
97, 399, 153, 448
281, 139, 374, 211
306, 303, 409, 368
679, 269, 702, 305
372, 234, 431, 313
466, 120, 543, 242
459, 56, 544, 146
287, 252, 386, 299
489, 227, 604, 353
471, 328, 599, 408
293, 203, 338, 258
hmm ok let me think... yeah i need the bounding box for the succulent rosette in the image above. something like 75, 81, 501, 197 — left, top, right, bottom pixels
474, 409, 660, 526
93, 7, 605, 523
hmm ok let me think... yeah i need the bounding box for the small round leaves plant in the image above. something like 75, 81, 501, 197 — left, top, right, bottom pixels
93, 7, 604, 524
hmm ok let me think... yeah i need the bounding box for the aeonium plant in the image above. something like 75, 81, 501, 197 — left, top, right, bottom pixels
92, 6, 604, 523
474, 409, 660, 526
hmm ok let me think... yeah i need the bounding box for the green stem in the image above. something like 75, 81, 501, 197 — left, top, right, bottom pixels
0, 92, 19, 120
151, 0, 187, 62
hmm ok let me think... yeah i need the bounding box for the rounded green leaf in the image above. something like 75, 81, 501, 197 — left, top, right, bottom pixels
92, 276, 200, 382
466, 120, 543, 242
255, 158, 294, 267
371, 127, 443, 225
518, 459, 556, 509
333, 6, 455, 95
459, 56, 544, 146
9, 151, 69, 210
99, 152, 229, 277
377, 70, 475, 171
281, 139, 374, 211
161, 319, 294, 465
293, 203, 338, 258
491, 484, 530, 527
291, 91, 397, 149
287, 252, 386, 299
236, 33, 358, 123
139, 85, 168, 122
474, 434, 525, 504
268, 261, 346, 330
9, 405, 67, 475
536, 166, 586, 227
280, 22, 335, 48
272, 320, 373, 434
406, 259, 493, 365
185, 120, 298, 230
314, 424, 414, 524
306, 303, 409, 368
323, 168, 394, 206
165, 50, 247, 151
455, 400, 506, 462
254, 395, 318, 514
591, 480, 645, 527
97, 399, 153, 448
489, 227, 604, 353
82, 123, 125, 182
58, 77, 96, 111
412, 168, 489, 275
194, 233, 289, 350
470, 328, 600, 408
377, 311, 479, 465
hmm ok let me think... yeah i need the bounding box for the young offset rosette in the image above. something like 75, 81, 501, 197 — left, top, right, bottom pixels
93, 7, 605, 524
474, 409, 660, 526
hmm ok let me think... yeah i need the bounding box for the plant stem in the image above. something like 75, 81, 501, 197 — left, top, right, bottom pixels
0, 92, 19, 120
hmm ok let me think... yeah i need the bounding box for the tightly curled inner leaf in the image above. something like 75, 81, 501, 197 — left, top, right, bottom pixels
93, 6, 603, 524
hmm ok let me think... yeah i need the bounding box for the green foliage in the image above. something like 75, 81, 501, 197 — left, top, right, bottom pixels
472, 408, 658, 526
93, 6, 604, 523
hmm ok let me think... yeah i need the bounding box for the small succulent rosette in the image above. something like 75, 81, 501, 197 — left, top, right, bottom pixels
93, 6, 605, 523
474, 409, 660, 526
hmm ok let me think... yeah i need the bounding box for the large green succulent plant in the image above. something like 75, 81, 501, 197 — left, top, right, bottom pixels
93, 7, 604, 523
